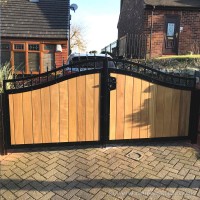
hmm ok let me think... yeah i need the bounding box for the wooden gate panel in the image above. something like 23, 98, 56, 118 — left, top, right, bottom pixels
170, 89, 181, 137
148, 83, 156, 138
162, 87, 173, 137
140, 80, 150, 138
132, 78, 141, 139
59, 81, 69, 142
41, 87, 51, 143
23, 92, 33, 144
86, 75, 94, 141
32, 89, 42, 143
77, 76, 86, 142
94, 74, 100, 141
178, 90, 191, 136
50, 84, 60, 143
8, 95, 15, 145
155, 86, 165, 137
8, 74, 100, 145
68, 78, 77, 142
116, 74, 126, 140
124, 75, 133, 139
13, 93, 24, 144
109, 74, 191, 140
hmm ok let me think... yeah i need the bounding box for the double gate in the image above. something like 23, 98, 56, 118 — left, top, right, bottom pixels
3, 58, 198, 148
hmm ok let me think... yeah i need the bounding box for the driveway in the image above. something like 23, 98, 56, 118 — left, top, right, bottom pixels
0, 140, 200, 200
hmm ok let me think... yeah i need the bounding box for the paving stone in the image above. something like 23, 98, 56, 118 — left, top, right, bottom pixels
1, 141, 200, 200
76, 190, 93, 200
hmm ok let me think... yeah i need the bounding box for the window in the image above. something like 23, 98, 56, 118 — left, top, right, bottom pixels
13, 43, 25, 71
14, 44, 24, 50
28, 53, 40, 72
14, 52, 25, 71
43, 53, 55, 71
1, 42, 57, 74
27, 44, 40, 72
43, 44, 55, 72
29, 44, 39, 51
1, 43, 10, 65
167, 23, 175, 37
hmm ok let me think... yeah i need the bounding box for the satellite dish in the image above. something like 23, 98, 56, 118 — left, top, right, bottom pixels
70, 4, 78, 12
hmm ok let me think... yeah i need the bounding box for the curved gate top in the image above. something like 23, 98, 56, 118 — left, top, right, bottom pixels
3, 58, 199, 148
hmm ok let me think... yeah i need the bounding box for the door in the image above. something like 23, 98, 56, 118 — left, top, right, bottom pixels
163, 16, 180, 55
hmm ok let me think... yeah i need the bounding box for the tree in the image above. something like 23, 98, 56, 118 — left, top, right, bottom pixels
70, 24, 87, 52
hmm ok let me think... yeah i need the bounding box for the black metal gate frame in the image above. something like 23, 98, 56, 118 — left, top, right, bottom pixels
2, 58, 199, 153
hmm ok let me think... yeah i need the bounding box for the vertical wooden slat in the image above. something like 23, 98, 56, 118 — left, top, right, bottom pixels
13, 93, 24, 144
170, 89, 181, 136
132, 78, 141, 139
184, 91, 192, 136
140, 80, 149, 138
94, 74, 100, 141
148, 83, 156, 138
77, 76, 86, 142
116, 74, 125, 140
41, 87, 51, 143
23, 92, 33, 144
155, 86, 165, 137
86, 75, 94, 141
178, 91, 191, 136
109, 73, 117, 140
184, 91, 191, 137
124, 75, 133, 139
32, 89, 42, 144
68, 78, 77, 142
162, 87, 173, 137
50, 84, 59, 143
9, 95, 15, 145
59, 81, 69, 142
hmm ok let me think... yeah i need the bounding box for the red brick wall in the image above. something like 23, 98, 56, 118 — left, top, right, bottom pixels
179, 11, 200, 55
55, 43, 68, 67
144, 10, 200, 58
118, 0, 145, 38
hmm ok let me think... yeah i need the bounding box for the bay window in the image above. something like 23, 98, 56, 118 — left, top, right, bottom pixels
1, 42, 56, 74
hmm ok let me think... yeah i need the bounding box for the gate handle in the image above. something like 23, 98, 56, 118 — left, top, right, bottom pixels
108, 77, 116, 91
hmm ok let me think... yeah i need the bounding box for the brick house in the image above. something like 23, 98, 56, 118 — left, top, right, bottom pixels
1, 0, 70, 74
118, 0, 200, 58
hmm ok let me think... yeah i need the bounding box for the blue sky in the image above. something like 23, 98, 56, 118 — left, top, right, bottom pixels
70, 0, 120, 53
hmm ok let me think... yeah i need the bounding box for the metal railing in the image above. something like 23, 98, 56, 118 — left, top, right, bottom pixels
102, 33, 148, 59
3, 58, 196, 93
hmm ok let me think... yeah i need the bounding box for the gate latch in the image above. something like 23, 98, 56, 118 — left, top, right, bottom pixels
108, 77, 116, 90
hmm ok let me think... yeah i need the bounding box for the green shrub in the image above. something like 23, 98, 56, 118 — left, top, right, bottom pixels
0, 63, 14, 93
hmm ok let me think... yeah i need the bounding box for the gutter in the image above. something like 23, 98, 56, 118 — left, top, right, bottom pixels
145, 4, 200, 11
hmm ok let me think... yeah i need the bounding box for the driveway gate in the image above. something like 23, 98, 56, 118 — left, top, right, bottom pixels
3, 58, 198, 148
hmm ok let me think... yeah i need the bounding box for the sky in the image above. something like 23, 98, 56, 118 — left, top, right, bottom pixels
70, 0, 120, 53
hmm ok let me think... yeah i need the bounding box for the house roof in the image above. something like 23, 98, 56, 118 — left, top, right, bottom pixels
144, 0, 200, 8
1, 0, 70, 39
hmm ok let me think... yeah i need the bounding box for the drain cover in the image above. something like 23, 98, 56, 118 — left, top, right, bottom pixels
126, 150, 143, 161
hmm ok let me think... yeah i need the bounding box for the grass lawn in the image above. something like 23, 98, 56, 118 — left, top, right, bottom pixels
156, 54, 200, 59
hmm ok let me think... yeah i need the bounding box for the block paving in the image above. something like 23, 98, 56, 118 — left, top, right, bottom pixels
0, 140, 200, 200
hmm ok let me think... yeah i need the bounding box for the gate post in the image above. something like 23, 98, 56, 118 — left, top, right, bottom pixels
189, 89, 200, 144
100, 57, 110, 146
0, 93, 7, 155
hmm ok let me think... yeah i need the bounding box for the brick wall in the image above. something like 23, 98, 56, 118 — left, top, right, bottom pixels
118, 2, 200, 58
179, 11, 200, 55
118, 0, 145, 38
144, 10, 200, 58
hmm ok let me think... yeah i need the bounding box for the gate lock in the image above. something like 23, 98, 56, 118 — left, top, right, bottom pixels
108, 76, 116, 90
